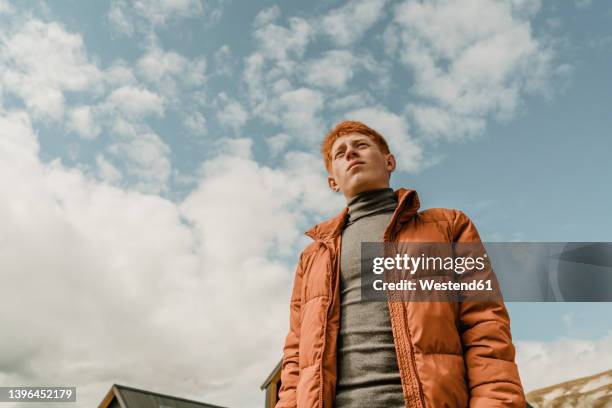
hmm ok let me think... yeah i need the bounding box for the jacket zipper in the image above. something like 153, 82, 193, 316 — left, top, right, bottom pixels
318, 239, 339, 408
385, 229, 426, 408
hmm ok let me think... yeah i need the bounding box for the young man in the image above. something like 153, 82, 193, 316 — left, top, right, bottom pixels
276, 121, 526, 408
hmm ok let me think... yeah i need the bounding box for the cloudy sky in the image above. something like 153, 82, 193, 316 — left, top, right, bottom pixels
0, 0, 611, 406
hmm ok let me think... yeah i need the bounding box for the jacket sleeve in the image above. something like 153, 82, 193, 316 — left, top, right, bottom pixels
275, 252, 305, 408
453, 210, 526, 408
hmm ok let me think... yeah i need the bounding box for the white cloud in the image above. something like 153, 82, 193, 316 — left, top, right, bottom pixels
344, 107, 425, 173
108, 130, 171, 193
244, 9, 333, 149
136, 46, 206, 102
244, 9, 315, 126
211, 136, 254, 160
111, 117, 142, 138
304, 50, 356, 90
183, 57, 207, 86
137, 47, 186, 82
132, 0, 204, 25
0, 112, 195, 405
0, 110, 39, 166
104, 86, 165, 118
321, 0, 388, 46
244, 47, 327, 142
266, 133, 291, 157
0, 13, 205, 198
216, 93, 248, 134
185, 144, 299, 262
278, 88, 325, 144
252, 15, 312, 65
253, 5, 281, 28
0, 0, 13, 14
0, 114, 344, 408
182, 111, 207, 136
68, 106, 101, 140
133, 0, 204, 26
243, 53, 267, 114
328, 92, 375, 111
243, 5, 395, 156
103, 61, 137, 87
389, 0, 556, 141
408, 104, 486, 142
516, 333, 612, 392
0, 19, 102, 120
108, 0, 207, 35
138, 46, 206, 87
107, 0, 134, 36
213, 44, 233, 77
95, 154, 123, 183
280, 150, 344, 215
303, 50, 389, 93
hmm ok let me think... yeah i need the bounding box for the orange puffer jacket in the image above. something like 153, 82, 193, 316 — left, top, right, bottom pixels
276, 188, 525, 408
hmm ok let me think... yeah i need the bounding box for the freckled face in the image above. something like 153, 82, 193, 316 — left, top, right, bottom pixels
328, 132, 396, 199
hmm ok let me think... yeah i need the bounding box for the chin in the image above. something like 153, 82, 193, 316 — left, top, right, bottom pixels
348, 183, 374, 196
343, 172, 379, 193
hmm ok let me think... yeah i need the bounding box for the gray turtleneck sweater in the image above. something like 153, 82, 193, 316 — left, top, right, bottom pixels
334, 188, 404, 407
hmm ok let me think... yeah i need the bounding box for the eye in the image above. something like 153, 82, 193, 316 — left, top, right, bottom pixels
334, 150, 344, 159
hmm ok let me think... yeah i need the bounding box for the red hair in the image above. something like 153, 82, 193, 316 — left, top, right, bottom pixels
321, 120, 391, 172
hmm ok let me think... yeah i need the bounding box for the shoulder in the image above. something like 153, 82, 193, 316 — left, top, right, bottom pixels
417, 207, 470, 224
295, 241, 326, 272
416, 208, 478, 239
416, 208, 481, 242
301, 241, 321, 258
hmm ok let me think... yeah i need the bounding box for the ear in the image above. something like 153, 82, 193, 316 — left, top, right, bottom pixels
386, 154, 397, 173
328, 174, 339, 192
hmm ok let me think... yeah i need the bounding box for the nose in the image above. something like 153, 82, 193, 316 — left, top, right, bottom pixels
345, 144, 359, 160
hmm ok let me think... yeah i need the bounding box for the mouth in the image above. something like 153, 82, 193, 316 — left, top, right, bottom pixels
347, 161, 365, 172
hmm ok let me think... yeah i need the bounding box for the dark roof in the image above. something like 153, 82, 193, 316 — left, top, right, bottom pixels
99, 383, 228, 408
260, 359, 282, 390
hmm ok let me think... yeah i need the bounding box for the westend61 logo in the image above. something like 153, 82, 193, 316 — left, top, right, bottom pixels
360, 242, 612, 302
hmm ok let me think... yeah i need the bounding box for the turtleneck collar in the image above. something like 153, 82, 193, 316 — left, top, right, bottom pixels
345, 187, 398, 226
305, 188, 421, 242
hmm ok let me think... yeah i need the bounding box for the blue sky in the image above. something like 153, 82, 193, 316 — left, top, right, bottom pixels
1, 0, 611, 407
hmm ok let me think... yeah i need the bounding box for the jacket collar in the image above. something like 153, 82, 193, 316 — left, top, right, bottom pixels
305, 187, 421, 243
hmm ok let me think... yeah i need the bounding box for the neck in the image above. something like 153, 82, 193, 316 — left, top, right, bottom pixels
344, 182, 391, 200
345, 187, 397, 225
